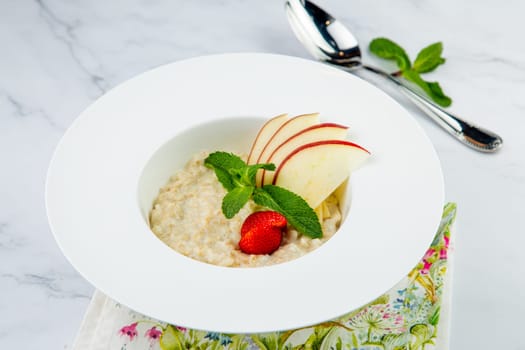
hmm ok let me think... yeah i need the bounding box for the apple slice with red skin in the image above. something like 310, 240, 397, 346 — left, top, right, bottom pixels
260, 123, 349, 186
247, 113, 289, 165
255, 113, 320, 185
273, 140, 370, 209
256, 113, 320, 165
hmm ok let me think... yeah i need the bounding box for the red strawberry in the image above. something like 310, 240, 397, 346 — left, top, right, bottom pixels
240, 211, 287, 237
239, 211, 287, 255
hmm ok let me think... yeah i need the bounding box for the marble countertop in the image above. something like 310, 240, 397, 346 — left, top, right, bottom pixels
1, 0, 523, 348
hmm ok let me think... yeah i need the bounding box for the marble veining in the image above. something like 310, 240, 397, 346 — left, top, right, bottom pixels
1, 272, 91, 300
35, 0, 110, 94
1, 0, 524, 349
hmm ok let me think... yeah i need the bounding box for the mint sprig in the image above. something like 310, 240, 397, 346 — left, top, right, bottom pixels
253, 185, 322, 239
204, 151, 322, 238
369, 38, 452, 107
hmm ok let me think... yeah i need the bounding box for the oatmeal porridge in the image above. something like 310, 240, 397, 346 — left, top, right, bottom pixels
149, 151, 341, 267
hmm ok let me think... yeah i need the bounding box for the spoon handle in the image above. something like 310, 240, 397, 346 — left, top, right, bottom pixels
362, 65, 503, 152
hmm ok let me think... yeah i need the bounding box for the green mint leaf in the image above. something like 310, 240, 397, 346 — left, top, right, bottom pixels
413, 42, 446, 73
222, 186, 254, 218
246, 163, 275, 183
426, 81, 452, 106
210, 167, 236, 191
205, 151, 249, 191
253, 185, 322, 238
205, 151, 246, 171
369, 37, 411, 71
403, 70, 452, 107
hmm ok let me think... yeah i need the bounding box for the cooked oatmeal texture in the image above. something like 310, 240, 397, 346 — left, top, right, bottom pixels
149, 151, 341, 267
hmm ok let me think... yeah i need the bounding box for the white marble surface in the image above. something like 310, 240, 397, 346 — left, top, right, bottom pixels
1, 0, 523, 348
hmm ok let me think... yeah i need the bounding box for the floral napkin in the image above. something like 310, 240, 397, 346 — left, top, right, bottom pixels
72, 203, 456, 350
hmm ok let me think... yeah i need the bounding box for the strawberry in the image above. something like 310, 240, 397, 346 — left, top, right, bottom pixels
239, 211, 287, 255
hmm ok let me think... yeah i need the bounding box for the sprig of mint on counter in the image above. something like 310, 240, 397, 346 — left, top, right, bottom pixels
369, 38, 452, 107
204, 151, 322, 239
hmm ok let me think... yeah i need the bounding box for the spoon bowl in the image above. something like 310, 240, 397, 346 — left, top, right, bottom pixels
286, 0, 361, 67
285, 0, 361, 68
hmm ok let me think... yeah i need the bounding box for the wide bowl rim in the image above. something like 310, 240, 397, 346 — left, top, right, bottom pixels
45, 52, 444, 333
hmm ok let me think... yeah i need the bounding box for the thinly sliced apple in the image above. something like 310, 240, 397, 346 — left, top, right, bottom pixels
334, 179, 349, 216
322, 201, 331, 218
255, 113, 320, 185
247, 113, 289, 165
256, 113, 320, 165
273, 140, 370, 209
315, 205, 324, 222
314, 201, 331, 222
260, 123, 348, 186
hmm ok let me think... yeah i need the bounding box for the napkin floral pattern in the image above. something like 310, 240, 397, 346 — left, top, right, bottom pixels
81, 203, 456, 350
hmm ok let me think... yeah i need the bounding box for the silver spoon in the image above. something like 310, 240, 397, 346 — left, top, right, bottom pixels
285, 0, 503, 152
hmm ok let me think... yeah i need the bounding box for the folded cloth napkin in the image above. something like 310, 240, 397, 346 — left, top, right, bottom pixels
72, 203, 457, 350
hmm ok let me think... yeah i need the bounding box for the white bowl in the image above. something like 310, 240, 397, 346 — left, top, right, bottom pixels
46, 53, 444, 333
